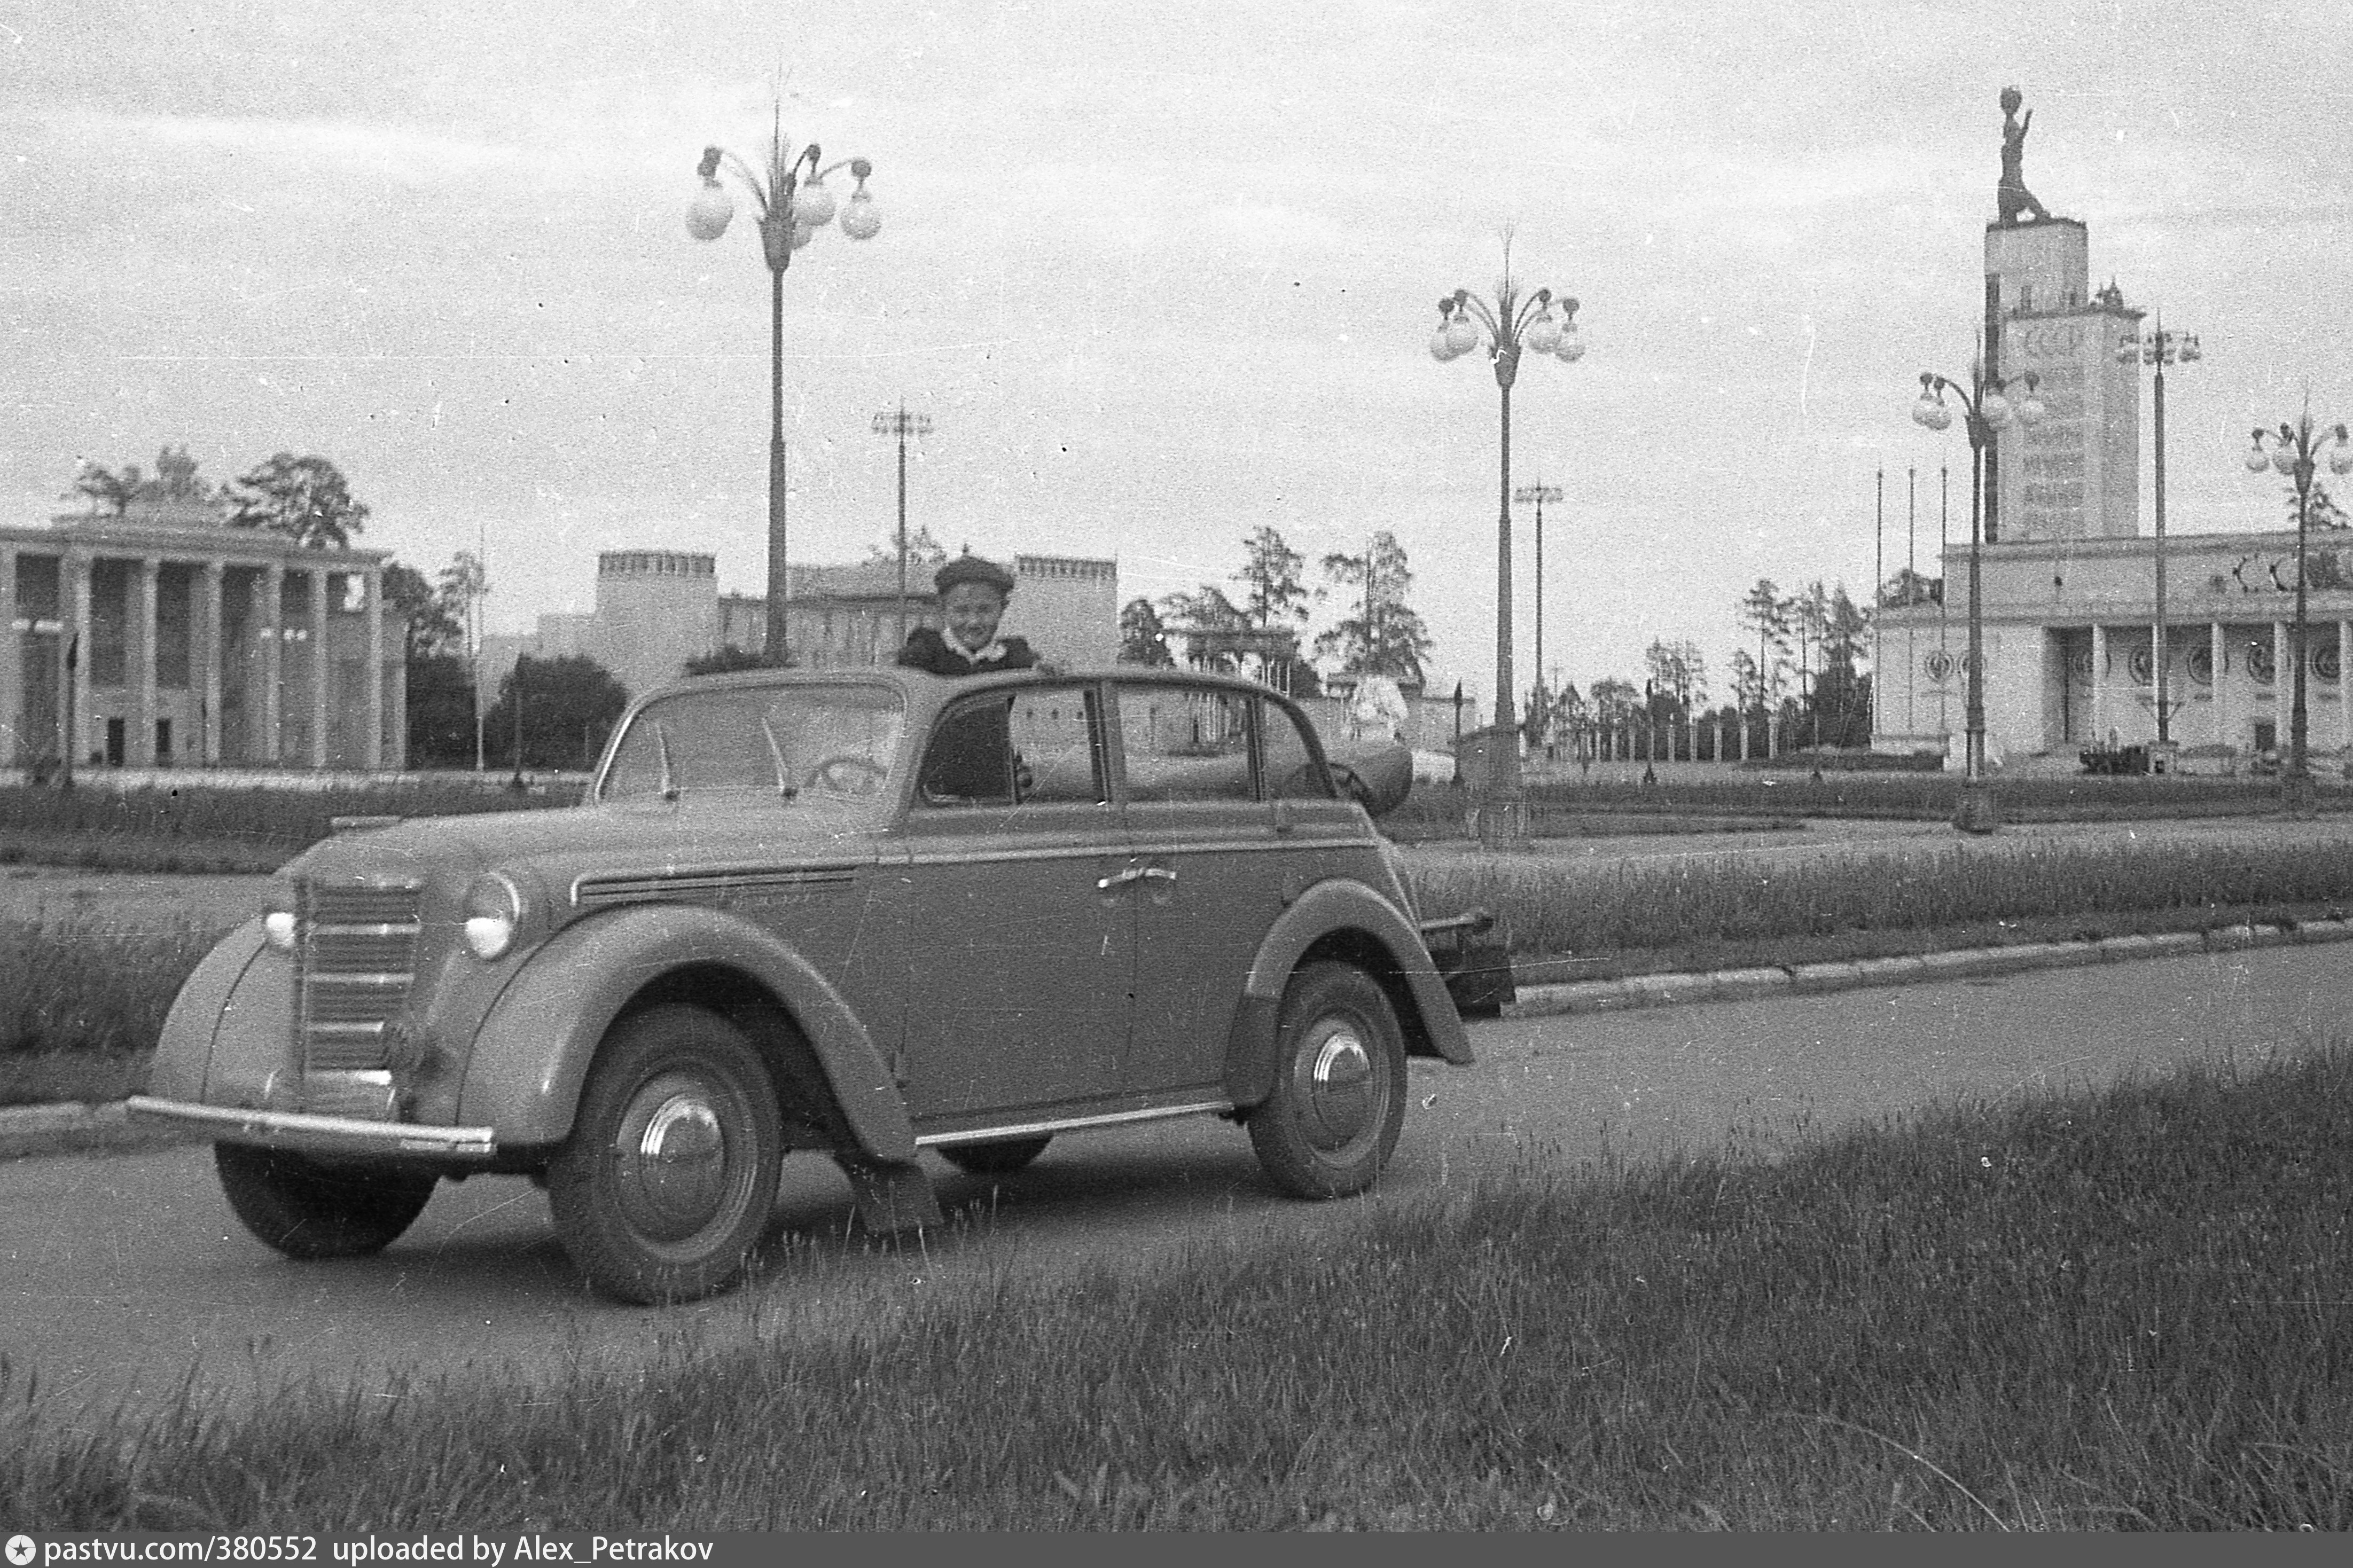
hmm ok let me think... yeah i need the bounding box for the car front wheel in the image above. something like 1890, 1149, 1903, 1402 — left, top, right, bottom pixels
215, 1144, 439, 1259
1246, 961, 1406, 1199
548, 1005, 784, 1305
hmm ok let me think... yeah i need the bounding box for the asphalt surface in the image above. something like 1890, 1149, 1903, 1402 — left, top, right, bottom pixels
5, 937, 2346, 1425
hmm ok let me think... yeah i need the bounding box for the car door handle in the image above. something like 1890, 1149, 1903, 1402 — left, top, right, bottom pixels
1097, 866, 1178, 891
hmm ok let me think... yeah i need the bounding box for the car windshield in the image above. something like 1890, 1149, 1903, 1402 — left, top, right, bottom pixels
597, 684, 905, 805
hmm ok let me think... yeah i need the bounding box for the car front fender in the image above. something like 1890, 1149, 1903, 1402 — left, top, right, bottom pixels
1221, 877, 1474, 1108
456, 905, 915, 1160
146, 918, 271, 1105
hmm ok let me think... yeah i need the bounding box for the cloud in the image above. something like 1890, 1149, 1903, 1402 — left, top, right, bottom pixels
92, 110, 520, 183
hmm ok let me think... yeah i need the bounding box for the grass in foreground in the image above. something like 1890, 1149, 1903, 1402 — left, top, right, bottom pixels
7, 1044, 2349, 1531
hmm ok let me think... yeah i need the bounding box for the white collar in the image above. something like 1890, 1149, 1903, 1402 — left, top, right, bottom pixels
949, 637, 1006, 665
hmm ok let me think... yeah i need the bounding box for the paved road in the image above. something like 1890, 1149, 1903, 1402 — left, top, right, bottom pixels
4, 939, 2342, 1424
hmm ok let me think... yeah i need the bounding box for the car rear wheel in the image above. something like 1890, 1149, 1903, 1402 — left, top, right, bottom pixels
548, 1005, 784, 1305
214, 1144, 439, 1259
939, 1134, 1052, 1175
1247, 961, 1406, 1198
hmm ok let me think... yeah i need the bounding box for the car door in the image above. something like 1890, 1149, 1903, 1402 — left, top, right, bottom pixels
899, 684, 1131, 1122
1114, 684, 1351, 1096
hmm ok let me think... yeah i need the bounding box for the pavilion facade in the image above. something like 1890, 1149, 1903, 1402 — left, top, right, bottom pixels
2, 499, 403, 773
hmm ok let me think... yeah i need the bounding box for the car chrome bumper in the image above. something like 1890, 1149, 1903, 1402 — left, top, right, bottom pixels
124, 1096, 498, 1158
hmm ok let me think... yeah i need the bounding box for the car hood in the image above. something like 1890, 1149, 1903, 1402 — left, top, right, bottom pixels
284, 798, 889, 890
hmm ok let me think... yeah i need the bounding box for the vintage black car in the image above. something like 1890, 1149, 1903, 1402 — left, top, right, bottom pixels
130, 667, 1480, 1303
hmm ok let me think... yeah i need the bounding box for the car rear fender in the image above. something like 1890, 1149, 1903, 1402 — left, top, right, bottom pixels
457, 905, 916, 1159
1221, 877, 1474, 1108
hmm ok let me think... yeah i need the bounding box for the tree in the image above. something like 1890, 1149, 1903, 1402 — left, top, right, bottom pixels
1738, 578, 1793, 750
1314, 531, 1434, 683
1117, 597, 1176, 667
1643, 638, 1708, 714
865, 524, 950, 571
1805, 584, 1874, 748
226, 453, 370, 549
684, 644, 791, 676
1236, 526, 1312, 634
2290, 479, 2353, 531
485, 654, 630, 772
1156, 584, 1249, 671
1726, 648, 1763, 712
70, 445, 217, 517
1786, 581, 1831, 747
437, 550, 488, 654
382, 561, 464, 663
404, 653, 479, 767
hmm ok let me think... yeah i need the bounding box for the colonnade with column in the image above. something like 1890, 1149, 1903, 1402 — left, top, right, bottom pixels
3, 535, 388, 772
2067, 615, 2353, 754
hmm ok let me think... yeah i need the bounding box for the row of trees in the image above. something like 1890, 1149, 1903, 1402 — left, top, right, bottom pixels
1117, 526, 1435, 690
1523, 578, 1874, 759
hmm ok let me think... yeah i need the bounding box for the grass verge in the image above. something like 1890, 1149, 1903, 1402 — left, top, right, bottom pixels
7, 1042, 2348, 1530
0, 919, 228, 1105
0, 780, 578, 875
1401, 834, 2353, 961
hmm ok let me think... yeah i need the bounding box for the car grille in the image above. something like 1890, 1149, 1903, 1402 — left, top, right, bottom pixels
294, 879, 424, 1119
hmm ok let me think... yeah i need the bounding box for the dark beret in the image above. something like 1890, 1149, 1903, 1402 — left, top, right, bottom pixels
934, 553, 1015, 596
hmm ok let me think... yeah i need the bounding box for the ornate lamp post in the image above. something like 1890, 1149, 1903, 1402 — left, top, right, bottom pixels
2116, 319, 2201, 752
2245, 406, 2353, 817
1430, 263, 1583, 845
1911, 362, 2044, 833
688, 110, 880, 664
872, 404, 932, 652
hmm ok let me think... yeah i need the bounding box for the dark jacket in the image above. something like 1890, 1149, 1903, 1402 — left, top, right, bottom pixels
896, 627, 1039, 677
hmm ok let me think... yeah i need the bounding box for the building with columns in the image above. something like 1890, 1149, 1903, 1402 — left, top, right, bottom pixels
3, 496, 403, 773
1873, 142, 2339, 769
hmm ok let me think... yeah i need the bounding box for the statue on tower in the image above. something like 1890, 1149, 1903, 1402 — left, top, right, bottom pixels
1998, 85, 2051, 225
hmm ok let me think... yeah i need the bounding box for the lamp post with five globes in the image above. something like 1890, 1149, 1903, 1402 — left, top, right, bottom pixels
2245, 407, 2353, 817
1430, 266, 1583, 845
687, 110, 879, 663
1911, 363, 2044, 833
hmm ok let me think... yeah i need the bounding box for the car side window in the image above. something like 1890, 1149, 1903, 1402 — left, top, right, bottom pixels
917, 688, 1105, 808
1262, 701, 1334, 799
1119, 689, 1257, 803
1010, 689, 1107, 803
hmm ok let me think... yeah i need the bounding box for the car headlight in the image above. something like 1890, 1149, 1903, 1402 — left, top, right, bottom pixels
262, 883, 299, 952
462, 873, 525, 961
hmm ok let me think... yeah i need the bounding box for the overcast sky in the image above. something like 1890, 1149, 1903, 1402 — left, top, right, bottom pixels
5, 1, 2350, 708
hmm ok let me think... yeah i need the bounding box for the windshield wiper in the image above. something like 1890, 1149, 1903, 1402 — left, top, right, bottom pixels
655, 724, 679, 803
761, 718, 798, 800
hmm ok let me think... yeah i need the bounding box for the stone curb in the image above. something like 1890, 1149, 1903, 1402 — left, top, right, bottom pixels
1503, 919, 2329, 1022
4, 919, 2341, 1159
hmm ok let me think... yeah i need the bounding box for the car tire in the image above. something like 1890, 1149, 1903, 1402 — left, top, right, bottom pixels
939, 1134, 1052, 1175
548, 1005, 784, 1305
214, 1143, 439, 1260
1246, 961, 1406, 1199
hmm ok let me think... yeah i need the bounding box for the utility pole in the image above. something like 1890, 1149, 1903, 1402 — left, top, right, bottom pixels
1514, 481, 1562, 739
872, 404, 933, 652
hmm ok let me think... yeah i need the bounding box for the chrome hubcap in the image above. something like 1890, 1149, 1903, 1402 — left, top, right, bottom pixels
1297, 1020, 1375, 1150
613, 1077, 733, 1243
